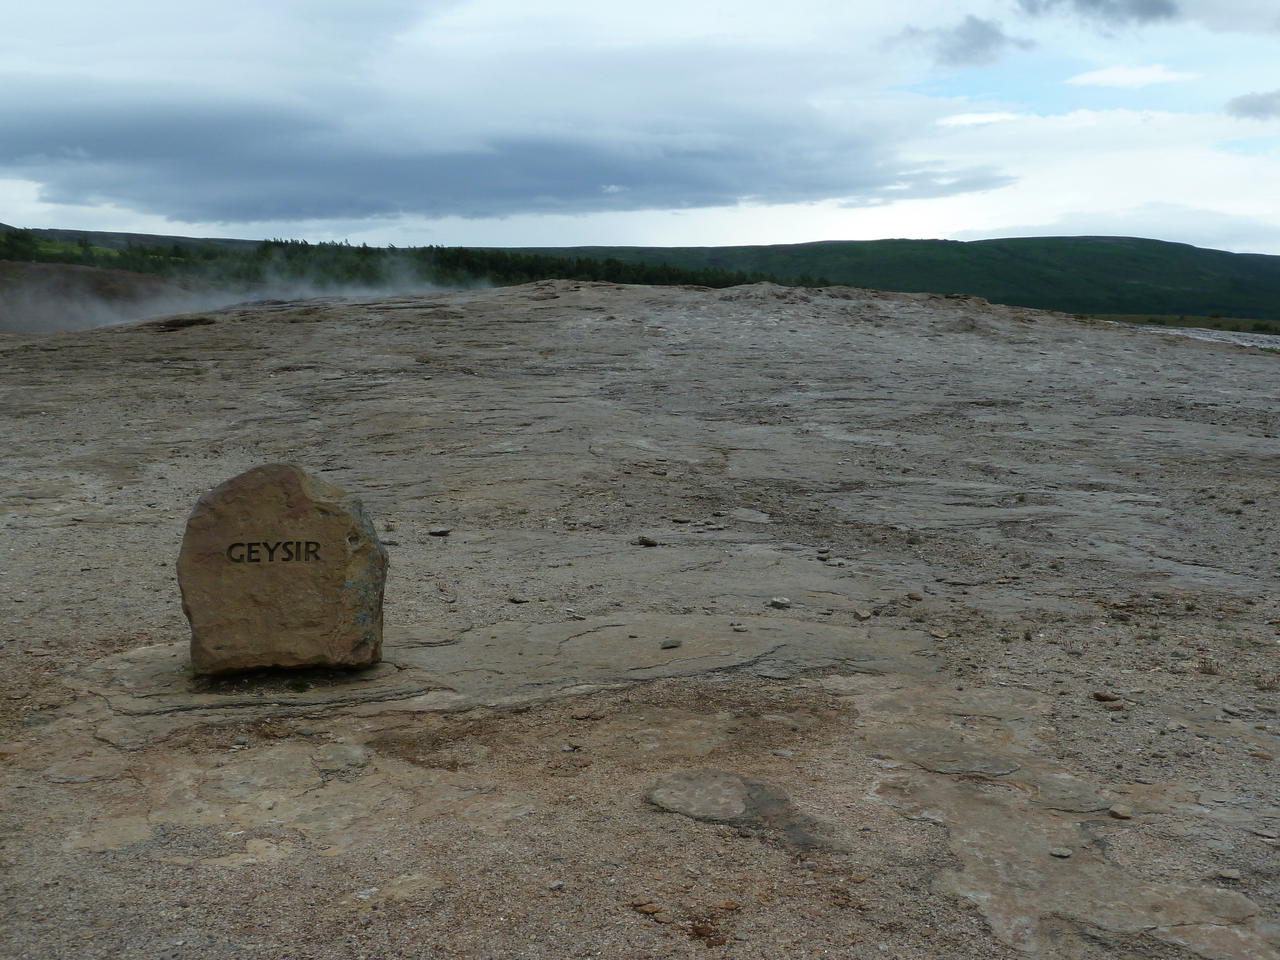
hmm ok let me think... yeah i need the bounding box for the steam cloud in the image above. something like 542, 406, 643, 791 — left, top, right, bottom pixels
0, 262, 450, 335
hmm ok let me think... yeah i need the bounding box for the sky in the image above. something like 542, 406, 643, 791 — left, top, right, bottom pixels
2, 0, 1279, 252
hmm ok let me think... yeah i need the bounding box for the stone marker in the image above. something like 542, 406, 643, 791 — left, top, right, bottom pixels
178, 463, 388, 674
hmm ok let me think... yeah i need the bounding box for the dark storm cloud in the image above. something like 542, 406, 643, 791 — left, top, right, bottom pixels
901, 15, 1034, 66
1016, 0, 1179, 23
0, 85, 1012, 222
1226, 90, 1280, 120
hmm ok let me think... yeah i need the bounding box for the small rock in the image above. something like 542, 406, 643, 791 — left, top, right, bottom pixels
1049, 847, 1073, 858
428, 526, 452, 537
716, 900, 741, 911
1222, 705, 1243, 717
906, 592, 924, 601
731, 625, 749, 633
1109, 804, 1134, 820
767, 597, 792, 609
929, 629, 950, 639
547, 880, 565, 890
633, 535, 659, 547
853, 608, 873, 621
660, 639, 683, 650
1092, 691, 1121, 702
1103, 702, 1127, 712
772, 749, 794, 758
632, 902, 663, 915
1214, 868, 1242, 881
508, 596, 530, 604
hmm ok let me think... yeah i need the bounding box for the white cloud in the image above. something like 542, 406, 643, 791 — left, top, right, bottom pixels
937, 112, 1026, 127
952, 203, 1280, 253
1067, 65, 1200, 87
905, 108, 1280, 252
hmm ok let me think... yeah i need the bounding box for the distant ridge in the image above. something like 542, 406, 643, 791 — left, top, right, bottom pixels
508, 236, 1280, 321
4, 223, 1279, 321
0, 222, 259, 252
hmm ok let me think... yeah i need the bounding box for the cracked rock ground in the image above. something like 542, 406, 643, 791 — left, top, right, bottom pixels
1, 281, 1277, 959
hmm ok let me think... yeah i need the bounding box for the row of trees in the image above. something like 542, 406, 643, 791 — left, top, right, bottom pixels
0, 229, 830, 291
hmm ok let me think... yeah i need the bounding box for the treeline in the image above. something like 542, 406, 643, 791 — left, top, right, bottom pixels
0, 228, 827, 291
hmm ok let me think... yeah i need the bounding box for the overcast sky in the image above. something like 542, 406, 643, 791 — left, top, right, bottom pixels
3, 0, 1278, 251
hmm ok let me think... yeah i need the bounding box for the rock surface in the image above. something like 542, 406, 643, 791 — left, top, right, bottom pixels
648, 769, 834, 849
177, 463, 387, 674
2, 281, 1278, 960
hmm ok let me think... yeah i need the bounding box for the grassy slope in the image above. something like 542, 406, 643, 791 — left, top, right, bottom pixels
511, 236, 1280, 321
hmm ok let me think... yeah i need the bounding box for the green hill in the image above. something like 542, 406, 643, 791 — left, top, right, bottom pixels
4, 222, 1279, 323
509, 236, 1280, 322
0, 222, 258, 253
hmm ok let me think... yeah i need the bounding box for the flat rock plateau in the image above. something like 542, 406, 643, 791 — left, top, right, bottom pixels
2, 280, 1278, 960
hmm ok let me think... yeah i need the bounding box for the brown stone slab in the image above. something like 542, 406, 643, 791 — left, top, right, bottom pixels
177, 463, 388, 674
